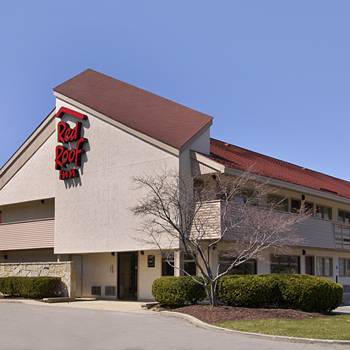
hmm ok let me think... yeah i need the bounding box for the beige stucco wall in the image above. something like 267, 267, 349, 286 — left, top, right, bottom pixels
138, 250, 162, 300
79, 253, 117, 298
215, 243, 350, 287
54, 100, 181, 254
0, 134, 56, 206
0, 199, 54, 223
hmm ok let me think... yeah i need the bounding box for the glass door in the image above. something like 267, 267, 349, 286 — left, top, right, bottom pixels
305, 256, 315, 275
118, 252, 138, 300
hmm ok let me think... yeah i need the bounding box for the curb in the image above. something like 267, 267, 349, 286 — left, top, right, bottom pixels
158, 310, 350, 345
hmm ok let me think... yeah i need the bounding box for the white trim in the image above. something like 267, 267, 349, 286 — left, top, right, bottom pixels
192, 152, 225, 172
0, 110, 55, 189
0, 110, 55, 174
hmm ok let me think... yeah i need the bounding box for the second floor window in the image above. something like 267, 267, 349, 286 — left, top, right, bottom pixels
338, 210, 350, 224
315, 205, 332, 220
267, 194, 288, 212
291, 199, 314, 214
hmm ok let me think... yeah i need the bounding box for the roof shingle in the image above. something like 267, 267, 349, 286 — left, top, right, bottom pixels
54, 69, 212, 150
210, 138, 350, 200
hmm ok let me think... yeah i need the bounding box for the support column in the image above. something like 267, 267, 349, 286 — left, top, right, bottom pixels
174, 250, 183, 276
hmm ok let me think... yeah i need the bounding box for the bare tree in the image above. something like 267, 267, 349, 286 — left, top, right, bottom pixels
132, 169, 309, 306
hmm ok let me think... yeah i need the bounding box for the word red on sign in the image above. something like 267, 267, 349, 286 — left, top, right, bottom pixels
55, 108, 88, 180
57, 121, 82, 143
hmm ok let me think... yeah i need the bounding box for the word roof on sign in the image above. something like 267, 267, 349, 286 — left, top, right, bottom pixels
55, 107, 88, 181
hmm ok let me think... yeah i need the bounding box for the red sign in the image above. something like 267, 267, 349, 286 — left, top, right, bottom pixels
55, 107, 88, 180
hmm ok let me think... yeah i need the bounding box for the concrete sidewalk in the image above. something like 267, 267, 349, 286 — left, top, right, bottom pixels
0, 298, 148, 313
335, 306, 350, 314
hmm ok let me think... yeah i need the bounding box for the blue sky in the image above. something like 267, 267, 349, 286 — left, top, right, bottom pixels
1, 1, 349, 180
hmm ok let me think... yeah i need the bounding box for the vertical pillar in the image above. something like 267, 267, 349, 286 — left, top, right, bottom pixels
174, 250, 183, 276
300, 254, 306, 274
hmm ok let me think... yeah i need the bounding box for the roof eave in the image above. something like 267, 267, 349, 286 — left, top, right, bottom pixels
54, 91, 181, 157
193, 152, 350, 206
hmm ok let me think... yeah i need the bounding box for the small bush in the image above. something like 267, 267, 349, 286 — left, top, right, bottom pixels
217, 275, 281, 308
0, 277, 63, 298
277, 274, 343, 312
217, 274, 343, 313
152, 276, 206, 306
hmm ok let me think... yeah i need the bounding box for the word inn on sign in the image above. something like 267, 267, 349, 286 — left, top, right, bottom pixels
55, 107, 88, 180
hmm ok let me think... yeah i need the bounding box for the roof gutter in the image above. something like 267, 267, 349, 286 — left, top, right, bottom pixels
193, 151, 350, 206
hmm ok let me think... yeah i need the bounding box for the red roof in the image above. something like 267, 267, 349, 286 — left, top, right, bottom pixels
54, 69, 212, 150
210, 138, 350, 200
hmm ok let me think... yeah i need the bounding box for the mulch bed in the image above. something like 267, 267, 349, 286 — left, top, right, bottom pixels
173, 305, 322, 324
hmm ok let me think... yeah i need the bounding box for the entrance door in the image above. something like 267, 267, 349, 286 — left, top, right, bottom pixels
305, 256, 315, 275
118, 252, 138, 300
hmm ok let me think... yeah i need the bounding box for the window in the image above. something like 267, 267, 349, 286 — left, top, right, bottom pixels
147, 255, 155, 268
315, 257, 333, 277
232, 189, 258, 206
267, 194, 288, 212
291, 199, 313, 214
338, 210, 350, 224
339, 258, 350, 277
162, 253, 174, 276
315, 205, 332, 220
270, 255, 300, 274
335, 225, 350, 249
184, 254, 197, 276
218, 255, 257, 275
291, 199, 301, 213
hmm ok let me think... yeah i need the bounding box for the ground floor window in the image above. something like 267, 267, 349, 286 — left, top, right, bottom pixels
339, 258, 350, 277
218, 255, 257, 275
315, 256, 333, 277
270, 255, 300, 274
161, 253, 174, 276
184, 254, 197, 276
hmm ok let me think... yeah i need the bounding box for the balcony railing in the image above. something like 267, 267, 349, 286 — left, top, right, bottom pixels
193, 200, 350, 250
0, 218, 54, 251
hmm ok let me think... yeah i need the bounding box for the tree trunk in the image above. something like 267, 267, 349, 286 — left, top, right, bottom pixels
208, 281, 218, 307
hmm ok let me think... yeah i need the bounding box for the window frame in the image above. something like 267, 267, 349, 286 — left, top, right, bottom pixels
161, 253, 174, 276
339, 258, 350, 277
266, 194, 289, 212
270, 255, 300, 274
315, 204, 332, 221
315, 256, 333, 277
218, 255, 257, 275
338, 210, 350, 224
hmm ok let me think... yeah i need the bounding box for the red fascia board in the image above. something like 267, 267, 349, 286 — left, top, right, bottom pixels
56, 107, 87, 120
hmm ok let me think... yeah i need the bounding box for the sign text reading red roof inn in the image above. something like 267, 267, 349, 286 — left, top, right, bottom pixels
55, 107, 88, 180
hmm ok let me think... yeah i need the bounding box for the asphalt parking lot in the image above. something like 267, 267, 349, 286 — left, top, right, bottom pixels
0, 301, 348, 350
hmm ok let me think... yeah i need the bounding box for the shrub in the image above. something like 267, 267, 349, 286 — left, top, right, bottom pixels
277, 274, 343, 312
217, 275, 281, 308
217, 274, 343, 313
152, 276, 206, 306
0, 277, 63, 298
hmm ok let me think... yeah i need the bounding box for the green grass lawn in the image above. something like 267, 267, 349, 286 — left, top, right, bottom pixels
216, 314, 350, 340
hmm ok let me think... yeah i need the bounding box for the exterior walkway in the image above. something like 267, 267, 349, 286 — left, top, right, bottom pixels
0, 300, 348, 350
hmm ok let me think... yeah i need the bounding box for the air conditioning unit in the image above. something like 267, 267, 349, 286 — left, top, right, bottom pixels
105, 286, 116, 296
91, 286, 101, 296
